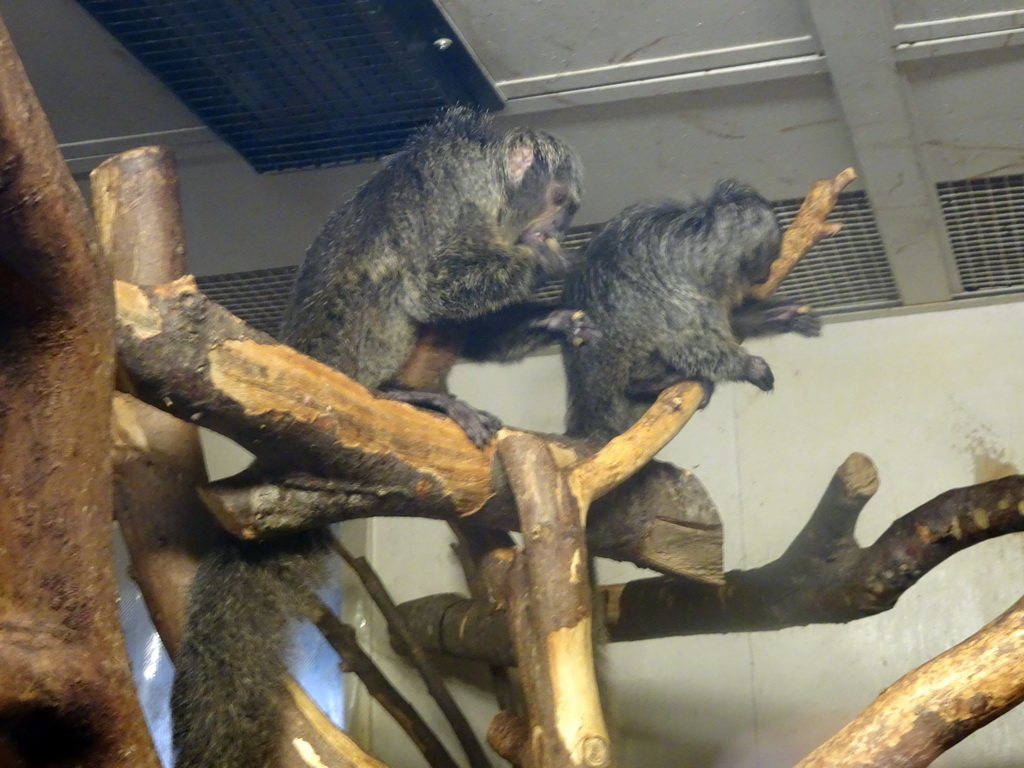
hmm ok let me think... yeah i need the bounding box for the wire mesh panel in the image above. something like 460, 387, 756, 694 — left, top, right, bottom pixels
77, 0, 501, 172
197, 193, 900, 329
938, 174, 1024, 296
196, 266, 297, 336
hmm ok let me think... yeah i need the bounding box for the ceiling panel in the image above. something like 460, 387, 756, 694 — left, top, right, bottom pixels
892, 1, 1024, 27
438, 0, 816, 96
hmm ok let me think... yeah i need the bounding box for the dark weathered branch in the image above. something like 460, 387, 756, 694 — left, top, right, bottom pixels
0, 13, 160, 766
95, 146, 387, 768
332, 539, 492, 768
307, 601, 459, 768
796, 590, 1024, 767
115, 277, 725, 581
396, 458, 1024, 661
608, 461, 1024, 642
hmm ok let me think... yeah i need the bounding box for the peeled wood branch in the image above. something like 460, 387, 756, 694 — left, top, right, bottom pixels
795, 591, 1024, 767
748, 167, 856, 300
115, 277, 725, 581
493, 434, 612, 768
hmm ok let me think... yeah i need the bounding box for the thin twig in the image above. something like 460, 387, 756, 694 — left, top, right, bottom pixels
305, 598, 460, 768
332, 539, 493, 768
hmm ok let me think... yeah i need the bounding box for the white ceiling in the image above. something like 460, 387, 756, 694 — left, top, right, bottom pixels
3, 0, 1024, 316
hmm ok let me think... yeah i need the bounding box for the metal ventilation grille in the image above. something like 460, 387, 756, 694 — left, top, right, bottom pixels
196, 267, 296, 336
77, 0, 502, 172
769, 191, 900, 313
197, 194, 897, 331
938, 174, 1024, 295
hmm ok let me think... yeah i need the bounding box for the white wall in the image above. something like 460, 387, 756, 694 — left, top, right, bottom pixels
354, 301, 1024, 768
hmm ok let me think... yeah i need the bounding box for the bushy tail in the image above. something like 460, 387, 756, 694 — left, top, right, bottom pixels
171, 530, 331, 768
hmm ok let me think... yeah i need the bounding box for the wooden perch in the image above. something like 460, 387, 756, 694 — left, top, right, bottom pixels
0, 13, 161, 766
748, 167, 857, 300
481, 401, 704, 768
796, 590, 1024, 767
114, 276, 726, 581
95, 146, 386, 768
395, 457, 1024, 662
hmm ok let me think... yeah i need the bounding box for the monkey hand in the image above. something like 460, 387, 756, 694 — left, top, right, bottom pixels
731, 298, 822, 340
788, 305, 822, 337
743, 356, 775, 392
531, 308, 601, 346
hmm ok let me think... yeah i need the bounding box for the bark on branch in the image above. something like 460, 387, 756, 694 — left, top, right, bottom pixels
795, 590, 1024, 767
0, 13, 160, 766
96, 147, 387, 768
396, 456, 1024, 660
115, 276, 726, 581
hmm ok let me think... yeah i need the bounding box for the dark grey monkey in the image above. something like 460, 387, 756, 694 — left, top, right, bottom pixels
171, 107, 585, 768
280, 105, 587, 446
562, 180, 820, 445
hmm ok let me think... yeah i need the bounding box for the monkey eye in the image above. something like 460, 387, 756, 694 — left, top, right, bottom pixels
551, 187, 569, 207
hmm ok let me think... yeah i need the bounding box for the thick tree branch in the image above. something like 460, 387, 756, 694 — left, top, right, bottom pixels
608, 462, 1024, 642
0, 14, 160, 766
493, 434, 611, 768
396, 458, 1024, 661
115, 277, 725, 581
795, 591, 1024, 767
96, 146, 387, 768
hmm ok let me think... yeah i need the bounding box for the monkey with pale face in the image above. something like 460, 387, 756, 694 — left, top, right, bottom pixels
172, 108, 587, 768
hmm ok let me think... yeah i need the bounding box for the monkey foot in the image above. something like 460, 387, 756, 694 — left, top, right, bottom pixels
379, 388, 502, 448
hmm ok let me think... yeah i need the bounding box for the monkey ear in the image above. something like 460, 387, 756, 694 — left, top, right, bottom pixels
504, 136, 536, 187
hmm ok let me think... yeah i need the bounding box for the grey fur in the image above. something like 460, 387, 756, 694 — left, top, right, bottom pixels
563, 180, 817, 444
171, 107, 583, 768
279, 106, 583, 387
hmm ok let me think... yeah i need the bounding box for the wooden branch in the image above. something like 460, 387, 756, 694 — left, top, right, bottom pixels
0, 12, 160, 766
748, 167, 857, 300
796, 591, 1024, 767
568, 382, 703, 508
95, 147, 387, 768
607, 464, 1024, 642
332, 539, 492, 768
495, 433, 612, 768
307, 601, 460, 768
396, 462, 1024, 662
115, 278, 724, 581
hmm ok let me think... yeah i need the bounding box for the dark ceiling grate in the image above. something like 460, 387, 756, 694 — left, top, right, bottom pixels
196, 266, 296, 337
77, 0, 502, 172
938, 174, 1024, 296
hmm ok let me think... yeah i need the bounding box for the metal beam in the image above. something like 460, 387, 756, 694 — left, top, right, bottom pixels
806, 0, 959, 303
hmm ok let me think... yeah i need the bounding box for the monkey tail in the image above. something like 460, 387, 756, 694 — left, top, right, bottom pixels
171, 529, 332, 768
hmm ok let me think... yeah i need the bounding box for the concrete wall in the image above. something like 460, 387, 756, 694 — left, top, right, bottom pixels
347, 300, 1024, 767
